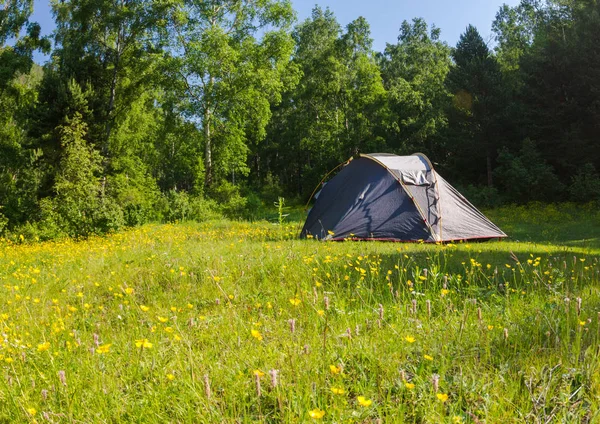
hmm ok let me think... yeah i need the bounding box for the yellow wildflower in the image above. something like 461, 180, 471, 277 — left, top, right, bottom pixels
330, 387, 345, 395
357, 396, 372, 407
309, 408, 325, 419
135, 339, 153, 349
251, 329, 263, 341
404, 382, 415, 389
329, 365, 341, 374
140, 305, 150, 312
96, 344, 111, 354
289, 298, 301, 306
37, 341, 50, 352
424, 354, 433, 361
404, 335, 416, 343
437, 393, 449, 403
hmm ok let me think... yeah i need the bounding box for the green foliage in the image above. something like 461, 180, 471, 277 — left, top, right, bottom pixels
379, 18, 451, 155
39, 81, 124, 237
494, 139, 564, 202
569, 163, 600, 203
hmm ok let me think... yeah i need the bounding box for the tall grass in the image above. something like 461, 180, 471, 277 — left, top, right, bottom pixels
0, 205, 599, 422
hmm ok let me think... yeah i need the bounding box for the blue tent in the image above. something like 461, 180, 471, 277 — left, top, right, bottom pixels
301, 153, 506, 242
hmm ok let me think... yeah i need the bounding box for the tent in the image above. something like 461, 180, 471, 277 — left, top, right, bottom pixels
300, 153, 506, 242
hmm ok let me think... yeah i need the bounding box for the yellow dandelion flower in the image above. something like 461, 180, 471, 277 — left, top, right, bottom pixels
357, 396, 372, 407
441, 289, 450, 296
424, 354, 433, 361
164, 327, 174, 333
317, 309, 325, 316
157, 316, 168, 323
309, 408, 325, 419
436, 393, 449, 403
124, 288, 134, 295
253, 369, 265, 377
26, 407, 36, 415
251, 329, 263, 341
289, 298, 301, 306
404, 335, 416, 343
166, 373, 175, 381
330, 387, 345, 395
404, 382, 415, 389
140, 305, 150, 312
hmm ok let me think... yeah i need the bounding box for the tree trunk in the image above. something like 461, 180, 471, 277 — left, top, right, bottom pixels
204, 105, 212, 188
486, 150, 493, 187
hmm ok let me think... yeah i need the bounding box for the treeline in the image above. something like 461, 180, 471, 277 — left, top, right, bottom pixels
1, 0, 600, 238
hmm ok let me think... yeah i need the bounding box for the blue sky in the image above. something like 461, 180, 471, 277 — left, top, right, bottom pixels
30, 0, 520, 61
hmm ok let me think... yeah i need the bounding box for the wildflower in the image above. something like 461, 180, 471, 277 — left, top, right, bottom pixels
357, 396, 372, 407
453, 416, 463, 423
26, 407, 36, 415
164, 326, 174, 333
157, 316, 168, 323
309, 408, 325, 419
140, 305, 150, 312
441, 289, 450, 296
404, 335, 415, 343
166, 373, 175, 381
330, 386, 345, 395
404, 382, 415, 389
424, 354, 433, 361
327, 230, 335, 236
317, 309, 325, 316
253, 369, 265, 377
436, 393, 449, 403
289, 298, 301, 306
37, 342, 50, 352
251, 329, 263, 341
124, 288, 134, 295
135, 339, 153, 349
96, 344, 111, 354
329, 365, 341, 374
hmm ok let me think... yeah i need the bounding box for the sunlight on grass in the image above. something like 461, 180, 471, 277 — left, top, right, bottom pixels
1, 213, 599, 421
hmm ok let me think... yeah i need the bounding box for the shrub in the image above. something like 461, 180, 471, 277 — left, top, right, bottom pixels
569, 163, 600, 203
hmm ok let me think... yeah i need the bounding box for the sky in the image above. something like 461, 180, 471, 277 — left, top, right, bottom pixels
30, 0, 521, 62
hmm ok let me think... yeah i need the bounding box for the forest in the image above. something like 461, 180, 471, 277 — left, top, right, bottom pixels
1, 0, 600, 238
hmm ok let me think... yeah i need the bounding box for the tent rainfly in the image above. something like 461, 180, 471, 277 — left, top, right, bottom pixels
300, 153, 507, 242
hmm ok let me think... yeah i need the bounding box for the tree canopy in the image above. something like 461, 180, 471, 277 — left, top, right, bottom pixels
2, 0, 600, 237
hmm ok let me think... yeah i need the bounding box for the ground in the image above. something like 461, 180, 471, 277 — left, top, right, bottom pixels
0, 203, 599, 422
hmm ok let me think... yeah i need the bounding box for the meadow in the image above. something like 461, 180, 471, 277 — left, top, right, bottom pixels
1, 203, 600, 423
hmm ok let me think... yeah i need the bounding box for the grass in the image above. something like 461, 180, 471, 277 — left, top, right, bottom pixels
1, 203, 600, 422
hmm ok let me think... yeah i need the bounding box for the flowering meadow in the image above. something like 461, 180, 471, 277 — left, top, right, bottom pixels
1, 212, 600, 422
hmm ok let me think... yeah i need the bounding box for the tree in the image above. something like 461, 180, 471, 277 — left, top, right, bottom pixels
379, 18, 452, 157
261, 7, 386, 197
444, 25, 508, 187
166, 0, 297, 188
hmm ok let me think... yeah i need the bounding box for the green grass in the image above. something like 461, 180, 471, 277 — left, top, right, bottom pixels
1, 203, 600, 422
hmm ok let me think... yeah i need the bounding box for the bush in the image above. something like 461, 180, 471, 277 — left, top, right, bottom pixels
569, 163, 600, 203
